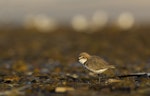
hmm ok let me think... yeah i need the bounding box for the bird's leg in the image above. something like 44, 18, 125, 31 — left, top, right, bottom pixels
97, 74, 102, 83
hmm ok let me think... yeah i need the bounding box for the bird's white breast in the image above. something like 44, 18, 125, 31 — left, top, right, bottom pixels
79, 58, 87, 64
94, 68, 108, 73
84, 65, 108, 74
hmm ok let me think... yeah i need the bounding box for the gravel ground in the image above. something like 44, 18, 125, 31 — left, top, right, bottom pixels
0, 25, 150, 96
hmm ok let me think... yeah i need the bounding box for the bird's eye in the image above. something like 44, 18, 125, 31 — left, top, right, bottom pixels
82, 56, 86, 59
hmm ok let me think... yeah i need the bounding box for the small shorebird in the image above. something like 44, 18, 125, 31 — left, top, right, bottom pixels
78, 52, 115, 82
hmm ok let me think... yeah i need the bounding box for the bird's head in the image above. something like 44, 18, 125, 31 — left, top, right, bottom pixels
78, 52, 91, 64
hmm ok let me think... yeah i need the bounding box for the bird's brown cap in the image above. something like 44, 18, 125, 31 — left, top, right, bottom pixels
79, 52, 91, 59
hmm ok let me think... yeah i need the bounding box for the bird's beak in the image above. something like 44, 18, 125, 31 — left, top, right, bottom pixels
78, 57, 80, 61
78, 56, 82, 60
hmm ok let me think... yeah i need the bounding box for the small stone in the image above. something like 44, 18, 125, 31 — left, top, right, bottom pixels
55, 87, 75, 93
105, 79, 122, 84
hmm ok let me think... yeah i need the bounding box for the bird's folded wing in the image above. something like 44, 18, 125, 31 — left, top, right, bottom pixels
86, 56, 110, 70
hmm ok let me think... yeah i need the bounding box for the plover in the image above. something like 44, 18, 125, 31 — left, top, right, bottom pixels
78, 52, 115, 82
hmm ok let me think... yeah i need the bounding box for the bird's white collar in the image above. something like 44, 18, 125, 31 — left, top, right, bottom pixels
79, 58, 87, 64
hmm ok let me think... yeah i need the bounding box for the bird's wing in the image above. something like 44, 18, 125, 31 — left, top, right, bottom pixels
86, 56, 110, 70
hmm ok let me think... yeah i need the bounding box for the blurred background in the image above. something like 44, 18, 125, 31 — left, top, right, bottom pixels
1, 0, 150, 23
0, 0, 150, 73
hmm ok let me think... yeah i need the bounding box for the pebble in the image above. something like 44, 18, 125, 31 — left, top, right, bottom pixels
55, 87, 75, 93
